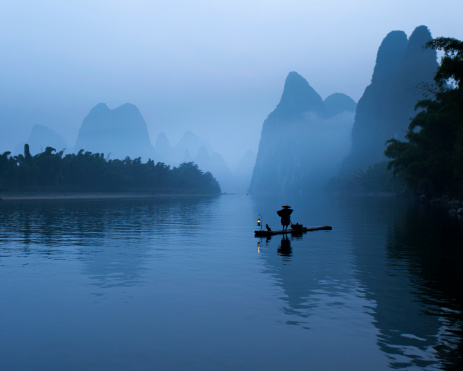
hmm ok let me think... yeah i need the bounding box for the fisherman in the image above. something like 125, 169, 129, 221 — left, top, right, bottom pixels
277, 205, 293, 231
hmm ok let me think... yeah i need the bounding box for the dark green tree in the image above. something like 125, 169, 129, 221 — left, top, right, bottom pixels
385, 37, 463, 197
0, 147, 220, 194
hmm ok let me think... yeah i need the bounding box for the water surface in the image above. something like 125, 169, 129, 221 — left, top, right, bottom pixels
1, 194, 462, 370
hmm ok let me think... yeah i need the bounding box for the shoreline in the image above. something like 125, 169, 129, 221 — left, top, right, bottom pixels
0, 192, 222, 201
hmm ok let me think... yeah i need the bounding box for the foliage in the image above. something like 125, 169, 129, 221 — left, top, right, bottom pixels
385, 37, 463, 197
325, 161, 405, 194
0, 146, 221, 194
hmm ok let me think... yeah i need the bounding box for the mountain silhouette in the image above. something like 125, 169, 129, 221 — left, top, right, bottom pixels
342, 26, 438, 173
154, 131, 237, 192
324, 93, 356, 118
270, 71, 326, 122
14, 124, 68, 155
249, 72, 355, 194
74, 103, 155, 159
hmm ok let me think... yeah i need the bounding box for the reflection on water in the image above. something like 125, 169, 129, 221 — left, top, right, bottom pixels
0, 194, 462, 370
253, 195, 463, 369
255, 220, 356, 335
0, 196, 220, 290
277, 235, 292, 257
339, 197, 463, 369
383, 202, 463, 369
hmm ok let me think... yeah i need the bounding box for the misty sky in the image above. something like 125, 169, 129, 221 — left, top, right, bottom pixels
1, 0, 462, 167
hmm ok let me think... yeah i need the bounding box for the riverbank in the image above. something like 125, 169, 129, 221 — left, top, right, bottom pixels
0, 192, 221, 201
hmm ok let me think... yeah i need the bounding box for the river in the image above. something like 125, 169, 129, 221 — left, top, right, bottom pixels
0, 194, 462, 370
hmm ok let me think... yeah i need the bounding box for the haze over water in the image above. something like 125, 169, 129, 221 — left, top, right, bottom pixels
1, 194, 462, 370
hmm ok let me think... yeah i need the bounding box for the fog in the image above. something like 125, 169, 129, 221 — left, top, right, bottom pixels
298, 112, 355, 183
249, 106, 355, 194
1, 0, 462, 171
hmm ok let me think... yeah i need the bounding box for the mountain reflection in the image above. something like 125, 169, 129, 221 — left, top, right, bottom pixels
385, 203, 463, 369
346, 196, 463, 369
255, 195, 463, 369
0, 196, 219, 290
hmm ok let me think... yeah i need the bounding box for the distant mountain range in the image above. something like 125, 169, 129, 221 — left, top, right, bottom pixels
250, 25, 438, 194
154, 130, 231, 187
153, 130, 254, 193
13, 105, 254, 193
11, 25, 438, 195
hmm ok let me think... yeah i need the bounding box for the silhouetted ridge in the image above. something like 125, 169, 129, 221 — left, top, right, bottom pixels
249, 72, 355, 194
75, 103, 154, 159
153, 131, 237, 193
154, 132, 172, 153
371, 31, 408, 83
402, 26, 437, 81
342, 26, 438, 174
324, 93, 356, 117
14, 124, 67, 155
89, 102, 109, 115
269, 71, 325, 121
404, 25, 434, 60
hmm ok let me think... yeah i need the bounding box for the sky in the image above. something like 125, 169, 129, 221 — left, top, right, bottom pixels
1, 0, 462, 167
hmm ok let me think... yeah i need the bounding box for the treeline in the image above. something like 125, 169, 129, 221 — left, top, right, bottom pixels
0, 145, 221, 194
325, 161, 405, 194
385, 37, 463, 198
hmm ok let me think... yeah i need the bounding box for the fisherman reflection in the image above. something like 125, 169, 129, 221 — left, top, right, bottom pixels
277, 205, 293, 231
277, 235, 292, 257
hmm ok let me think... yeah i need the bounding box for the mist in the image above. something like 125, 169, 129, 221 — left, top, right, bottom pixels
1, 1, 462, 193
296, 112, 354, 185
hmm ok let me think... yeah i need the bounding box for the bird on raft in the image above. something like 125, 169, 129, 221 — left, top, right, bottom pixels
266, 224, 272, 232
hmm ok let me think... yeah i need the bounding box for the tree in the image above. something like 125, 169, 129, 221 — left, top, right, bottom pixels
427, 38, 463, 89
385, 37, 463, 197
0, 146, 221, 194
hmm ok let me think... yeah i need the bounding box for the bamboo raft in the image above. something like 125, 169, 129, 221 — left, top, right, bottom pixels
254, 225, 332, 237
